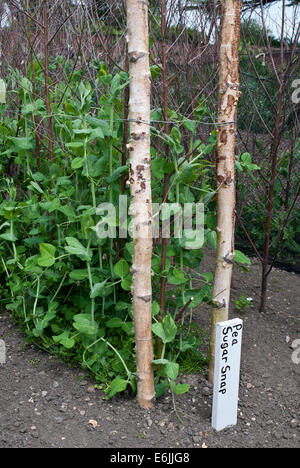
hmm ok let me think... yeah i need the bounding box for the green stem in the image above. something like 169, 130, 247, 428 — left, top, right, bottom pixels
85, 239, 95, 321
86, 259, 95, 322
82, 336, 132, 381
50, 271, 67, 304
161, 343, 166, 360
169, 382, 184, 424
33, 276, 40, 326
57, 224, 61, 248
22, 296, 30, 331
109, 104, 116, 304
10, 220, 17, 262
88, 150, 105, 315
54, 254, 69, 261
91, 179, 96, 208
174, 153, 186, 355
0, 255, 10, 280
109, 105, 114, 204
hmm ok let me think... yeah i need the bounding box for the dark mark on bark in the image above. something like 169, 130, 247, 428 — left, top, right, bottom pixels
137, 295, 152, 303
219, 129, 227, 144
129, 52, 146, 63
217, 175, 225, 185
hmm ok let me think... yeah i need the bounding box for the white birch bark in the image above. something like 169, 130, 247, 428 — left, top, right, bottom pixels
208, 0, 242, 384
126, 0, 155, 409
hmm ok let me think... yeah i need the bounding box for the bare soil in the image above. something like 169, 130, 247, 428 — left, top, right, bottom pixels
0, 252, 299, 448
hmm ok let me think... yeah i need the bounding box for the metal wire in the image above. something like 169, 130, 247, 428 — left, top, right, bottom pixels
1, 110, 236, 127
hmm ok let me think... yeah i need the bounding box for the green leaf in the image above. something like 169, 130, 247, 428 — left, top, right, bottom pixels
162, 315, 178, 343
87, 155, 108, 177
152, 315, 177, 344
183, 120, 197, 134
56, 176, 72, 186
152, 322, 165, 341
73, 314, 98, 336
166, 245, 177, 256
65, 237, 91, 261
0, 231, 18, 242
105, 377, 127, 398
40, 198, 61, 213
165, 362, 179, 380
122, 322, 133, 335
235, 160, 243, 172
177, 166, 197, 184
110, 75, 129, 97
167, 269, 186, 285
106, 166, 128, 184
24, 255, 42, 273
152, 256, 170, 275
152, 300, 160, 317
115, 301, 130, 311
150, 65, 161, 80
155, 381, 168, 398
114, 258, 130, 278
22, 99, 45, 115
240, 152, 260, 172
90, 281, 108, 298
52, 331, 75, 349
9, 136, 34, 150
164, 161, 175, 174
180, 229, 204, 250
71, 157, 84, 170
38, 243, 56, 267
69, 269, 89, 281
33, 319, 50, 338
110, 74, 121, 95
207, 230, 217, 250
89, 127, 104, 140
241, 152, 252, 164
65, 102, 78, 115
173, 383, 190, 395
73, 129, 92, 138
202, 143, 215, 155
66, 141, 84, 149
235, 250, 251, 265
247, 163, 260, 171
152, 358, 169, 365
3, 206, 19, 220
170, 126, 181, 145
106, 317, 124, 328
58, 205, 76, 220
201, 272, 213, 282
121, 275, 132, 291
152, 158, 166, 179
20, 77, 32, 93
29, 181, 44, 194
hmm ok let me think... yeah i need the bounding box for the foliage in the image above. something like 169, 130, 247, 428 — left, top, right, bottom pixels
236, 141, 300, 262
0, 61, 227, 398
234, 295, 253, 313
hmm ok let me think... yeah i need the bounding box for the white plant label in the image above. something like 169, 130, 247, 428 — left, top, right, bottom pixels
212, 318, 243, 431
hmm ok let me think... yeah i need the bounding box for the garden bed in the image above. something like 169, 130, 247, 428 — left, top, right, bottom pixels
0, 252, 299, 448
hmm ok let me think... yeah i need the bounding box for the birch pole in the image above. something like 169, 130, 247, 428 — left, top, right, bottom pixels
126, 0, 155, 409
208, 0, 242, 384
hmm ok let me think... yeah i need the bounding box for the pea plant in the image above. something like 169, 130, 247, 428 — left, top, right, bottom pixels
0, 61, 244, 399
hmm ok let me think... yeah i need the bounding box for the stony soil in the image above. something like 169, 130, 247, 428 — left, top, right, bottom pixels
0, 255, 299, 448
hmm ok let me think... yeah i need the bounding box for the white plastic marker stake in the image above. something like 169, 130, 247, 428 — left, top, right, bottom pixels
212, 318, 243, 431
